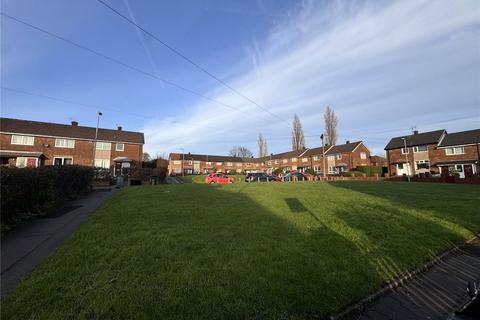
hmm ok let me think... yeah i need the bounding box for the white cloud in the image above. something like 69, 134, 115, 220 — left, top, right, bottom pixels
142, 0, 480, 156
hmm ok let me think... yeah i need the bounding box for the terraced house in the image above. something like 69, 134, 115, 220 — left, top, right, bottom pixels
0, 118, 144, 175
168, 140, 375, 176
384, 129, 480, 178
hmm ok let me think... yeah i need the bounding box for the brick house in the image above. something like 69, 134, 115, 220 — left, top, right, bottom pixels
262, 149, 310, 174
324, 141, 371, 174
433, 129, 480, 178
384, 130, 446, 177
301, 145, 333, 174
168, 153, 248, 175
0, 118, 144, 175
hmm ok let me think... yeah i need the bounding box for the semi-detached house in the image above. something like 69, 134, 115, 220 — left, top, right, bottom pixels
0, 118, 144, 175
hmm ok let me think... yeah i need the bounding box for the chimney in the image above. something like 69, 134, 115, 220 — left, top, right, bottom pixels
117, 126, 122, 131
346, 140, 350, 144
413, 130, 419, 135
71, 121, 78, 127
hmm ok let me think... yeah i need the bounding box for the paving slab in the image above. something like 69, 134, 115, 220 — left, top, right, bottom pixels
339, 238, 480, 320
1, 187, 116, 297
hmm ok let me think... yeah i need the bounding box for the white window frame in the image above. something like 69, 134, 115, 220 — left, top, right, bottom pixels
336, 154, 342, 160
173, 160, 181, 165
216, 162, 222, 166
327, 155, 335, 161
53, 157, 73, 165
445, 147, 465, 155
401, 147, 409, 154
11, 135, 34, 146
328, 166, 336, 174
360, 152, 367, 160
55, 138, 75, 148
313, 165, 321, 173
291, 157, 297, 162
94, 159, 110, 169
95, 142, 111, 150
188, 160, 193, 165
415, 160, 430, 170
413, 145, 427, 153
116, 143, 124, 151
313, 155, 320, 161
275, 160, 279, 164
227, 162, 233, 166
282, 159, 288, 164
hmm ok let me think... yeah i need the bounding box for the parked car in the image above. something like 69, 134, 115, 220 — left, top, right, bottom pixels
205, 173, 234, 184
282, 172, 309, 181
245, 173, 281, 182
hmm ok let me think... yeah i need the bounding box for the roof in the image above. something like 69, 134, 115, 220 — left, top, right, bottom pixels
169, 153, 246, 163
266, 149, 307, 161
326, 141, 363, 155
0, 118, 144, 144
437, 129, 480, 148
302, 146, 333, 157
384, 130, 445, 150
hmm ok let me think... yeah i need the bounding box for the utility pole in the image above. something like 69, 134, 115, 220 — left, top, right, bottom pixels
181, 148, 185, 177
92, 112, 102, 167
321, 134, 326, 178
402, 137, 410, 182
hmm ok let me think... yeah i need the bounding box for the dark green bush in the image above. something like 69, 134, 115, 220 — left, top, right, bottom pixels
1, 165, 93, 233
272, 168, 283, 175
304, 168, 315, 175
354, 166, 382, 177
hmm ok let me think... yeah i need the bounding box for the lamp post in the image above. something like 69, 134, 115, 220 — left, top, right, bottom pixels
402, 137, 410, 182
92, 112, 102, 167
180, 148, 185, 177
321, 134, 326, 178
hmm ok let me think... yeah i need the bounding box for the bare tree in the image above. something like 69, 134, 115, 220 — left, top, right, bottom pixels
324, 106, 338, 145
291, 114, 305, 151
142, 152, 151, 162
257, 133, 268, 158
229, 146, 253, 158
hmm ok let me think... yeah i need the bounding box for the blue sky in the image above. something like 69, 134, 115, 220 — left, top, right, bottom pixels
2, 0, 479, 157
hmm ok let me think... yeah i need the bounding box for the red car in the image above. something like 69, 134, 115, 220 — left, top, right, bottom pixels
205, 173, 234, 184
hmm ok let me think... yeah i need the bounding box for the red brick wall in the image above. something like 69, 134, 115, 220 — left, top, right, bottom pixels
430, 144, 479, 169
0, 133, 142, 167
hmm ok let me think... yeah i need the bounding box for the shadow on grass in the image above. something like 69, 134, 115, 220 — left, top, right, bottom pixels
1, 182, 474, 320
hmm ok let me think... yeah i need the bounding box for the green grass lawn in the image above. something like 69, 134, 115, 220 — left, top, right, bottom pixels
2, 181, 480, 319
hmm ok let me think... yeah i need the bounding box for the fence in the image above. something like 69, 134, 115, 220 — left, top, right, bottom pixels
385, 175, 480, 184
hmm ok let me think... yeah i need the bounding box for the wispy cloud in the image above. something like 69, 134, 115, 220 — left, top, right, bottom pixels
142, 0, 480, 156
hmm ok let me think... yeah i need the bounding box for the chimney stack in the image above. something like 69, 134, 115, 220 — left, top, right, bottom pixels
71, 121, 78, 127
413, 130, 419, 135
117, 126, 122, 131
346, 140, 350, 144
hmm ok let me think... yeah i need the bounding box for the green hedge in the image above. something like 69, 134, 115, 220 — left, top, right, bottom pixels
1, 165, 93, 233
354, 166, 383, 177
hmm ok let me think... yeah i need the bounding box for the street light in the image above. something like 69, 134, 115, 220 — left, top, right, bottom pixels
180, 148, 185, 177
92, 111, 103, 168
402, 137, 410, 182
321, 134, 326, 178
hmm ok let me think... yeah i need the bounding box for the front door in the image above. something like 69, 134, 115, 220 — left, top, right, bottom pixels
115, 162, 122, 177
464, 164, 473, 178
26, 158, 37, 168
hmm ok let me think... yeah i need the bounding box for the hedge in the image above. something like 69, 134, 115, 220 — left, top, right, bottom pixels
353, 166, 383, 177
1, 165, 93, 233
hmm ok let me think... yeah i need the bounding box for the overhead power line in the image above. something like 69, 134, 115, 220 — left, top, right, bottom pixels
95, 0, 293, 128
0, 12, 272, 122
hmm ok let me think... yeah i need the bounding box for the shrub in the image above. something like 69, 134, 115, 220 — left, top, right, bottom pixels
304, 168, 315, 175
354, 166, 382, 177
272, 168, 283, 176
1, 165, 93, 233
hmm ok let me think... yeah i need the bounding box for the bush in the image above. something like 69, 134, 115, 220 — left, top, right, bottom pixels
341, 171, 364, 177
354, 166, 382, 177
272, 168, 283, 176
304, 168, 315, 175
1, 165, 93, 233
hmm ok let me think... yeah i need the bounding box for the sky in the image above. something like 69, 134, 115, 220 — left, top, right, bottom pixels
1, 0, 479, 157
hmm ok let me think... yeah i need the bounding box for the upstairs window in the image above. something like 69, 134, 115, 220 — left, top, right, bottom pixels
445, 147, 465, 155
227, 162, 233, 166
401, 147, 409, 154
216, 162, 222, 166
313, 155, 320, 161
173, 160, 181, 165
413, 145, 427, 153
282, 159, 288, 164
336, 154, 342, 160
95, 142, 111, 150
360, 152, 367, 159
206, 161, 212, 165
55, 138, 75, 148
302, 157, 308, 162
11, 135, 34, 145
291, 157, 297, 162
116, 143, 124, 151
327, 155, 335, 161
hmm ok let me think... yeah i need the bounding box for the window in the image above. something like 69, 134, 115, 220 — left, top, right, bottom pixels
94, 159, 110, 168
415, 160, 430, 170
246, 162, 252, 166
95, 142, 111, 150
54, 157, 73, 165
313, 165, 321, 172
55, 138, 75, 148
327, 155, 335, 161
116, 143, 124, 151
313, 155, 320, 161
275, 160, 279, 164
336, 154, 342, 160
11, 135, 34, 145
282, 159, 288, 164
401, 148, 409, 154
360, 152, 367, 159
206, 161, 212, 165
328, 166, 336, 174
302, 157, 308, 162
397, 163, 404, 169
291, 157, 297, 162
188, 160, 193, 165
455, 164, 463, 172
445, 147, 465, 155
266, 161, 271, 166
236, 163, 242, 167
414, 145, 427, 153
173, 160, 181, 165
255, 163, 259, 167
216, 162, 222, 166
16, 157, 27, 167
227, 162, 233, 166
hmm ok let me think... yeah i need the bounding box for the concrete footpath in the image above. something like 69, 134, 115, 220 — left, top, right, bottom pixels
338, 238, 480, 320
1, 187, 116, 297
